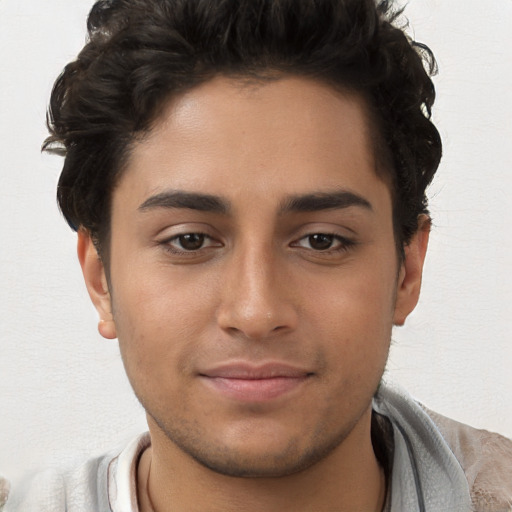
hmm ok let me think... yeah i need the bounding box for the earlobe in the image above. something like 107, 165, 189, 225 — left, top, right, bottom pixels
77, 229, 117, 340
393, 215, 430, 326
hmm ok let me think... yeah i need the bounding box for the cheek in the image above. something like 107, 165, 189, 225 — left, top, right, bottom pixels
303, 260, 397, 363
110, 263, 219, 384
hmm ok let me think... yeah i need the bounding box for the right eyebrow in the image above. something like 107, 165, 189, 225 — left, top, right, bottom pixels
138, 191, 230, 214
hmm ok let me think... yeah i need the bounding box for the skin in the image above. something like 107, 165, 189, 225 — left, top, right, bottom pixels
79, 76, 429, 512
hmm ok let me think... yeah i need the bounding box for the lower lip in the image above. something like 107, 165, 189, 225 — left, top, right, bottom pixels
200, 376, 309, 402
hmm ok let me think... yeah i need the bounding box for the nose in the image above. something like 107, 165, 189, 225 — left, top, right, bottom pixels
216, 244, 298, 340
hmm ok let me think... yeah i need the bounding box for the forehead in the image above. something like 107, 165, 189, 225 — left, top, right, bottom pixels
116, 76, 391, 215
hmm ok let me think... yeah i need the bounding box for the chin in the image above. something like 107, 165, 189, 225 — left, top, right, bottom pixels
157, 416, 355, 479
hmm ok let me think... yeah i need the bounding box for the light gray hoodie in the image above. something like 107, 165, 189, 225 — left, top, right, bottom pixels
2, 384, 511, 512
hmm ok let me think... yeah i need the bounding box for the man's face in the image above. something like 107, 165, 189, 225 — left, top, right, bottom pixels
83, 76, 423, 477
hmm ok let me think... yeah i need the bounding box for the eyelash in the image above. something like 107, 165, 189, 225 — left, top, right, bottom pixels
291, 233, 356, 254
161, 232, 356, 255
162, 233, 218, 254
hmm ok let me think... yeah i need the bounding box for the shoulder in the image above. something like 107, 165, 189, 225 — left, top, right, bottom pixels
423, 407, 512, 512
2, 432, 150, 512
0, 476, 10, 511
374, 383, 512, 512
2, 455, 109, 512
374, 385, 472, 510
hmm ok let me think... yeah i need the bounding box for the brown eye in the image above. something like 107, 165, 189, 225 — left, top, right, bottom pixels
292, 232, 354, 254
308, 234, 335, 250
177, 233, 206, 250
163, 232, 223, 256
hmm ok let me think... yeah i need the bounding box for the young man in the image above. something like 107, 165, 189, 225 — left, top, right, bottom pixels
3, 0, 511, 511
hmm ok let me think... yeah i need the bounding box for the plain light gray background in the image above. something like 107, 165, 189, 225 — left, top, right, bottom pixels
1, 0, 511, 481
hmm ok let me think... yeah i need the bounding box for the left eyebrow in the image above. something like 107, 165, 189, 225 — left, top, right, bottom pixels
279, 191, 373, 214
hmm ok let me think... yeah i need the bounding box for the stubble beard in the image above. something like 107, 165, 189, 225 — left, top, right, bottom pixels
140, 382, 382, 479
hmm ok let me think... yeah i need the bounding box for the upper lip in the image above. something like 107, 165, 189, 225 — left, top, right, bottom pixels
199, 362, 312, 379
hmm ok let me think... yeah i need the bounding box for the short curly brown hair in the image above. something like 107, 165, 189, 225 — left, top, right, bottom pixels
44, 0, 441, 260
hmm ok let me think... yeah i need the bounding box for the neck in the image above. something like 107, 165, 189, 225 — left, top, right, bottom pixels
137, 407, 386, 512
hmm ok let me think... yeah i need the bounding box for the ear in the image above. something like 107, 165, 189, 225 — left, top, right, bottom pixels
393, 215, 430, 326
77, 229, 117, 339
